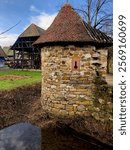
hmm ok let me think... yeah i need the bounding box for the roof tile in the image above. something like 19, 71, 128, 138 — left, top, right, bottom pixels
34, 4, 112, 45
19, 23, 44, 38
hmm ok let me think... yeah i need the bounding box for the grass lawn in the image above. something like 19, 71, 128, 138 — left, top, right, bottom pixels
0, 70, 41, 90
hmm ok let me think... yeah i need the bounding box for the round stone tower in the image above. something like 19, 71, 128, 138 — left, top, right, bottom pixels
34, 4, 112, 117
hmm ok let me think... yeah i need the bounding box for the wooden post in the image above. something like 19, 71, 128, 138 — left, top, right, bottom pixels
13, 48, 16, 68
21, 48, 24, 69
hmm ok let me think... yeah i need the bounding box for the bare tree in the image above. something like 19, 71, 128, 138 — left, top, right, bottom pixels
76, 0, 113, 36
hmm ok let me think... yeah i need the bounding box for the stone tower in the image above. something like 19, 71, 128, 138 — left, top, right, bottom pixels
34, 4, 112, 117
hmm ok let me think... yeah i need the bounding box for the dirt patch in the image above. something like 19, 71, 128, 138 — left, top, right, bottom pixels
0, 75, 30, 80
0, 83, 112, 148
0, 83, 42, 129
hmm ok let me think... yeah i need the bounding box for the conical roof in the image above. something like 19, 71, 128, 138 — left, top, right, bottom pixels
34, 4, 112, 45
19, 23, 44, 38
0, 46, 6, 57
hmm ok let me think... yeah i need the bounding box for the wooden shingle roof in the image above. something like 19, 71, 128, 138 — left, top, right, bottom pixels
2, 47, 13, 57
19, 23, 44, 38
34, 4, 112, 46
0, 46, 6, 57
11, 24, 44, 51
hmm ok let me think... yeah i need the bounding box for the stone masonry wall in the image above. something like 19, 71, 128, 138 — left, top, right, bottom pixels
41, 45, 112, 122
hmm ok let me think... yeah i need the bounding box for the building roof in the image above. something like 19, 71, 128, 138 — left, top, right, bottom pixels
11, 23, 44, 51
34, 4, 112, 46
3, 47, 13, 57
0, 46, 7, 57
19, 23, 44, 38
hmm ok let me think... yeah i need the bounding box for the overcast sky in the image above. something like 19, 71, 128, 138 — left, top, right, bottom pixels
0, 0, 84, 47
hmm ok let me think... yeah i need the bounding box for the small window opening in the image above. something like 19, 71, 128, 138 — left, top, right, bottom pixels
96, 70, 100, 76
72, 56, 80, 71
74, 61, 78, 69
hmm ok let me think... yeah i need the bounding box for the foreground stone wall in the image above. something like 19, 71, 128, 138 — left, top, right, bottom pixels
41, 45, 112, 123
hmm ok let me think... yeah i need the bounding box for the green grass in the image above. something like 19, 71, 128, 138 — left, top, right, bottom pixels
0, 70, 41, 90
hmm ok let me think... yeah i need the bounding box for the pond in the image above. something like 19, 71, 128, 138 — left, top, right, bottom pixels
0, 123, 41, 150
0, 123, 112, 150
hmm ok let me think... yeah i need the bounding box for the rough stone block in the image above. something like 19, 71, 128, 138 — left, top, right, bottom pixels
54, 104, 65, 109
92, 112, 100, 120
68, 111, 75, 116
66, 105, 74, 111
75, 112, 82, 115
52, 108, 59, 114
77, 105, 86, 112
51, 85, 57, 89
98, 98, 105, 104
79, 101, 93, 106
59, 110, 69, 116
